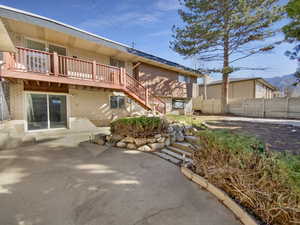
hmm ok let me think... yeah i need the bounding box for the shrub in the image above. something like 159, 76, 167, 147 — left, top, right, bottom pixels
110, 116, 167, 138
193, 130, 300, 225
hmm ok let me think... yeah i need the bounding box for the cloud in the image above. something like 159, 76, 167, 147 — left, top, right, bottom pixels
78, 12, 160, 29
155, 0, 181, 11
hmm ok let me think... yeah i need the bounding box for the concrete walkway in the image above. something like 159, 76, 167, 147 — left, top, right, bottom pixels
0, 142, 241, 225
223, 116, 300, 127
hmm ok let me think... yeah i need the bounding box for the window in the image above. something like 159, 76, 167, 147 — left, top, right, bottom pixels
178, 74, 190, 83
26, 93, 67, 130
49, 44, 67, 56
26, 39, 46, 51
172, 99, 185, 109
110, 96, 125, 109
110, 58, 125, 68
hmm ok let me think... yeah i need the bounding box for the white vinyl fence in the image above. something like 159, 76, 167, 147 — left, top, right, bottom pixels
193, 97, 300, 119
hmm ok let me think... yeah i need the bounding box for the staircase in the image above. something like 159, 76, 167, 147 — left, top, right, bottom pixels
153, 138, 198, 166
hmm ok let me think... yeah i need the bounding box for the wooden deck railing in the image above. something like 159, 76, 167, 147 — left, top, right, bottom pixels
4, 46, 166, 113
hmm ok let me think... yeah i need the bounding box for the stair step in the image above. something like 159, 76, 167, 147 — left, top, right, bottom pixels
171, 142, 195, 152
167, 146, 192, 157
153, 152, 181, 164
185, 136, 199, 145
161, 148, 192, 163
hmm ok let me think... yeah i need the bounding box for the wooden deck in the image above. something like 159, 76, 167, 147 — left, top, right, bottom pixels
1, 47, 166, 113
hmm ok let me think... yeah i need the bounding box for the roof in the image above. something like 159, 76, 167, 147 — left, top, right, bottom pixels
201, 77, 278, 91
0, 5, 202, 76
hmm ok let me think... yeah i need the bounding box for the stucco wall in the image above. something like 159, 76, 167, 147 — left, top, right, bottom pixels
8, 82, 146, 127
9, 80, 24, 120
138, 63, 196, 98
199, 80, 255, 99
69, 88, 147, 126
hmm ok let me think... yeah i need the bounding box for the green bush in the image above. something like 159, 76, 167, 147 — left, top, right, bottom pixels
193, 130, 300, 225
111, 116, 167, 138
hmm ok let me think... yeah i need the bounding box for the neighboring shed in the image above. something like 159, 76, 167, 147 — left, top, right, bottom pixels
198, 77, 278, 100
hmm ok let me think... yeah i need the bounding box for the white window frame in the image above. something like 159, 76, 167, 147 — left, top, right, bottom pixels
109, 95, 125, 109
24, 91, 70, 132
24, 37, 68, 55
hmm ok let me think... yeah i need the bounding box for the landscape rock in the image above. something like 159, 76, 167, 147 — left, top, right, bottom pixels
127, 143, 136, 149
111, 134, 123, 142
176, 132, 185, 142
94, 139, 105, 145
149, 143, 165, 150
137, 145, 152, 152
147, 138, 156, 144
116, 141, 126, 148
157, 137, 165, 143
122, 136, 135, 143
93, 134, 106, 145
167, 126, 174, 133
165, 137, 171, 146
134, 138, 148, 146
154, 134, 162, 139
106, 135, 112, 141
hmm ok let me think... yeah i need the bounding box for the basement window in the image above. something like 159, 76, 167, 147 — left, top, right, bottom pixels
172, 99, 185, 109
110, 96, 125, 109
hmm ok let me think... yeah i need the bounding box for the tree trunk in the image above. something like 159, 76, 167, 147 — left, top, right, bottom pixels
221, 35, 230, 113
222, 1, 230, 114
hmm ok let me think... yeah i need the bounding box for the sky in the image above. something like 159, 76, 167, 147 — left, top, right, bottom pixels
0, 0, 298, 81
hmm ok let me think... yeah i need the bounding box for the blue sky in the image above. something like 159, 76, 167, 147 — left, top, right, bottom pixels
0, 0, 297, 80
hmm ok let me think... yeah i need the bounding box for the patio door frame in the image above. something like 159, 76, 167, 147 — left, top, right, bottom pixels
24, 91, 70, 132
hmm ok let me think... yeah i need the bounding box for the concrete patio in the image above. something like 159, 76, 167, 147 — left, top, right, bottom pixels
0, 141, 241, 225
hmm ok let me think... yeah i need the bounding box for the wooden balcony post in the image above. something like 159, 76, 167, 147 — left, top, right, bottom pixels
121, 67, 126, 87
2, 52, 10, 73
145, 88, 149, 106
53, 52, 59, 76
92, 60, 96, 80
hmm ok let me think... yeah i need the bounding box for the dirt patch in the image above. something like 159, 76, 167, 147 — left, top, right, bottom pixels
205, 120, 300, 154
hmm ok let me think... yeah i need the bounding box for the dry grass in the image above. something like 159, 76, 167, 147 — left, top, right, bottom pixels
193, 130, 300, 225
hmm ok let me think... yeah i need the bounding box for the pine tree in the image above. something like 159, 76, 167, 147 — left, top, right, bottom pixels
171, 0, 283, 111
283, 0, 300, 85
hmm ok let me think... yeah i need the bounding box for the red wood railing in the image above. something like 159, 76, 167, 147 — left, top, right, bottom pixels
4, 46, 166, 113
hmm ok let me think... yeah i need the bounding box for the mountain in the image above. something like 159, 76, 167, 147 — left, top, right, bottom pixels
265, 74, 297, 91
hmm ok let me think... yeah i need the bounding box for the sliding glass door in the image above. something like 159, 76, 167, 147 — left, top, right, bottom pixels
27, 93, 67, 131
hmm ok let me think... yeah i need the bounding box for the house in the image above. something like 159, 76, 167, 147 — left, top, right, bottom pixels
198, 77, 278, 100
0, 5, 202, 132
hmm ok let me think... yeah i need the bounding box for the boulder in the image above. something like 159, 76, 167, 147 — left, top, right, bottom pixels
154, 134, 161, 139
149, 143, 165, 150
116, 141, 126, 148
106, 135, 112, 141
93, 134, 106, 145
176, 132, 185, 142
111, 134, 123, 142
134, 138, 148, 147
137, 145, 152, 152
127, 143, 137, 149
167, 126, 174, 133
165, 137, 171, 146
94, 139, 105, 145
157, 137, 165, 143
122, 136, 135, 143
147, 138, 156, 144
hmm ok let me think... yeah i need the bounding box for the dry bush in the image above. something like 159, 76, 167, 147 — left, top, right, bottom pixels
193, 130, 300, 225
110, 116, 168, 138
